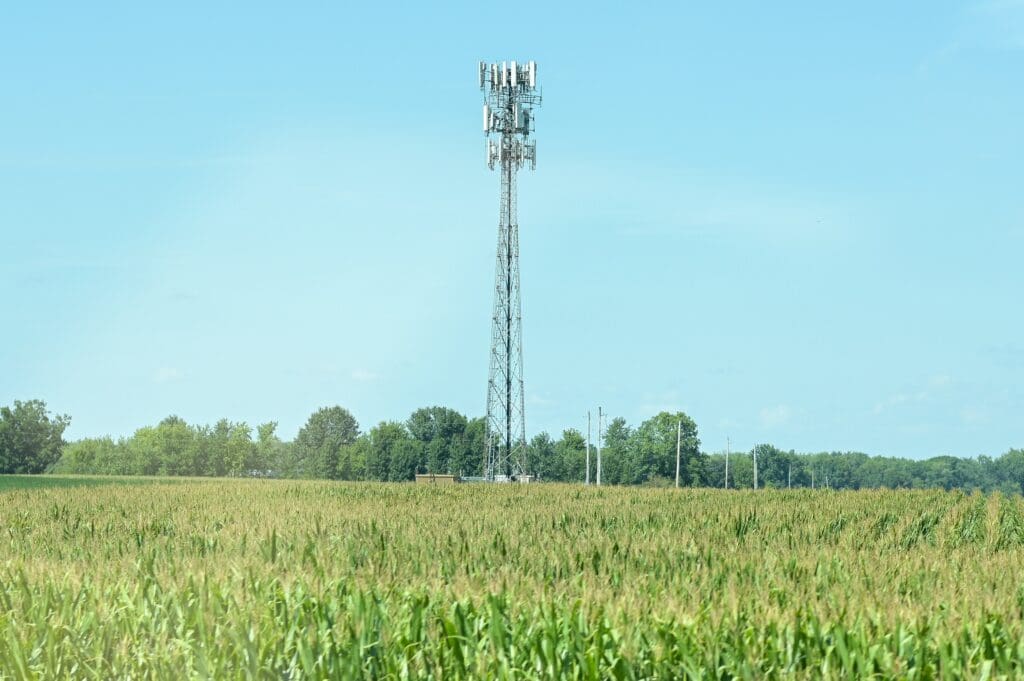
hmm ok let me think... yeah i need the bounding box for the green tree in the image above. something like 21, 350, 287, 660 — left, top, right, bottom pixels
996, 449, 1024, 495
206, 419, 234, 477
554, 429, 586, 482
527, 432, 557, 480
451, 417, 486, 478
0, 400, 71, 474
632, 411, 702, 486
224, 422, 254, 477
294, 406, 360, 479
389, 439, 424, 481
600, 417, 632, 485
752, 444, 785, 488
153, 415, 196, 476
730, 451, 755, 489
406, 406, 468, 474
337, 439, 369, 481
255, 422, 285, 475
703, 451, 731, 489
54, 437, 117, 474
125, 426, 161, 475
365, 421, 410, 481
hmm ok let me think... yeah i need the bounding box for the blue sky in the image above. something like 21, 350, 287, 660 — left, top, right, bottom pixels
2, 2, 1022, 458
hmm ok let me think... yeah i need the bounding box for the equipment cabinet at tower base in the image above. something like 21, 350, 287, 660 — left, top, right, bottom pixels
414, 474, 460, 485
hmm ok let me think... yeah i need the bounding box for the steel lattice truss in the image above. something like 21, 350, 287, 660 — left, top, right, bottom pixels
479, 61, 540, 481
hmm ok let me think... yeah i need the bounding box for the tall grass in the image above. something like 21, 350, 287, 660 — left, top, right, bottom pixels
0, 481, 1021, 678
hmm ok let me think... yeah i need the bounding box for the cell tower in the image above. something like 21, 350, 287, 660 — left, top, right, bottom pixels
479, 60, 540, 481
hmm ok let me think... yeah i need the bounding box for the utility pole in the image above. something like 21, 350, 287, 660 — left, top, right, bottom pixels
596, 407, 603, 486
753, 446, 758, 491
725, 437, 730, 490
674, 420, 681, 488
585, 411, 591, 485
788, 461, 791, 489
811, 467, 815, 489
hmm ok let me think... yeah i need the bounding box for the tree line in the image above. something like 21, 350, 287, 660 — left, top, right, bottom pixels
3, 399, 1023, 494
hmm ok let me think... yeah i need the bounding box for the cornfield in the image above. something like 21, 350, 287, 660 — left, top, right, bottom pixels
1, 478, 1022, 679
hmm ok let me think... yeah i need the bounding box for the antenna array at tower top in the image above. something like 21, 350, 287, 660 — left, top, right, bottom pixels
479, 60, 541, 171
479, 60, 539, 92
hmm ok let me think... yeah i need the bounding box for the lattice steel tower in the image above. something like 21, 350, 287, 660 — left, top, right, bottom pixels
479, 60, 540, 481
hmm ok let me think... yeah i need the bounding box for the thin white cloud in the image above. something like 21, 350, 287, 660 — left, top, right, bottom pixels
873, 375, 954, 414
351, 368, 378, 382
759, 404, 792, 428
960, 406, 989, 425
637, 389, 688, 417
873, 393, 911, 415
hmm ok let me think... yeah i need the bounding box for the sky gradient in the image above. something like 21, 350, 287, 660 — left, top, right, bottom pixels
2, 2, 1022, 458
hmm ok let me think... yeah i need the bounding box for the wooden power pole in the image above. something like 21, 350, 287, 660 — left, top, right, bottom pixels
674, 420, 681, 488
585, 411, 591, 485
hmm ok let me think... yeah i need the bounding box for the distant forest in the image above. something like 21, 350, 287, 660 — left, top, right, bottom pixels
3, 399, 1023, 494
